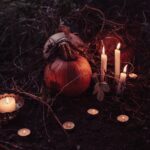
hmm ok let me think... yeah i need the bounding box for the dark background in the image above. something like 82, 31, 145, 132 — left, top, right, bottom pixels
0, 0, 150, 150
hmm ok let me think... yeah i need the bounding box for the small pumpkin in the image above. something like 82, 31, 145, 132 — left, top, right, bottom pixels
44, 41, 92, 97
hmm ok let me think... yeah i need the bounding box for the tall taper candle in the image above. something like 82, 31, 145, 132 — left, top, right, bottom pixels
115, 43, 121, 81
101, 46, 107, 82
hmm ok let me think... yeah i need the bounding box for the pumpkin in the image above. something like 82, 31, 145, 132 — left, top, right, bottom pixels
44, 41, 92, 97
96, 33, 134, 64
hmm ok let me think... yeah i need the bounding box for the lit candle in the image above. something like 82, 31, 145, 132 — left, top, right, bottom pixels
63, 121, 75, 130
129, 73, 138, 79
117, 65, 128, 94
0, 96, 16, 113
87, 108, 99, 116
17, 128, 31, 137
101, 46, 107, 82
117, 114, 129, 123
115, 43, 121, 81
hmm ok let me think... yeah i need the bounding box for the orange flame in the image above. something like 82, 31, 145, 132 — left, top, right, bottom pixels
116, 43, 121, 49
102, 46, 105, 54
123, 65, 128, 73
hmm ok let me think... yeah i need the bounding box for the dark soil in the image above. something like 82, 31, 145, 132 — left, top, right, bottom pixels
0, 0, 150, 150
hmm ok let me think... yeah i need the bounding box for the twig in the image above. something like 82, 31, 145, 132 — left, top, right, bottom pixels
0, 89, 69, 138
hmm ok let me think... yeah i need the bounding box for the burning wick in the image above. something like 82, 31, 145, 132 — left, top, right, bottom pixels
63, 121, 75, 130
17, 128, 31, 137
117, 115, 129, 123
129, 73, 138, 79
87, 108, 99, 116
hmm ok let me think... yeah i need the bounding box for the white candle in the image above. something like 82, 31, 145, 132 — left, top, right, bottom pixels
120, 65, 128, 84
0, 97, 16, 113
101, 46, 107, 82
17, 128, 31, 137
117, 65, 128, 94
117, 114, 129, 123
115, 43, 121, 81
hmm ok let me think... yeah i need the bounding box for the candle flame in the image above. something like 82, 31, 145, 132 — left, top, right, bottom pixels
116, 43, 121, 49
22, 129, 27, 134
102, 46, 105, 54
123, 65, 128, 73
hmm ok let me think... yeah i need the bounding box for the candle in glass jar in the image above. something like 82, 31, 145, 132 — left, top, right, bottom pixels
101, 46, 107, 82
0, 96, 16, 113
115, 43, 121, 81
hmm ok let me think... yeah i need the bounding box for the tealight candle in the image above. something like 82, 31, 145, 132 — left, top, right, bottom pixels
129, 73, 138, 79
0, 96, 16, 113
63, 121, 75, 130
117, 114, 129, 123
17, 128, 31, 137
87, 108, 99, 116
101, 46, 107, 82
115, 43, 121, 81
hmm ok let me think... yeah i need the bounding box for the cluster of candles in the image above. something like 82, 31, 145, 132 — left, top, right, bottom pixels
0, 96, 130, 133
16, 109, 129, 135
100, 43, 131, 94
0, 42, 137, 136
17, 108, 129, 135
0, 97, 130, 135
62, 108, 129, 131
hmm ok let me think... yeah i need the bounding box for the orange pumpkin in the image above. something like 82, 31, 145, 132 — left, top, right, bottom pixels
44, 42, 92, 97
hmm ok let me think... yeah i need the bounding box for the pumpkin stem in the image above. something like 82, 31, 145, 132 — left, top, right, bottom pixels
59, 42, 77, 61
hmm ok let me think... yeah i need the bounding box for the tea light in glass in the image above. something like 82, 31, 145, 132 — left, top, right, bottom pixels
0, 96, 16, 113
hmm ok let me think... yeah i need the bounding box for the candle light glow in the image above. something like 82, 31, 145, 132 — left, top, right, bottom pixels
87, 108, 99, 116
117, 114, 129, 123
17, 128, 31, 137
63, 121, 75, 130
117, 42, 121, 49
129, 73, 138, 79
0, 96, 16, 113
